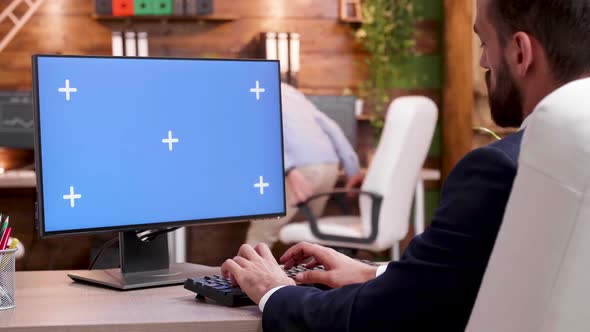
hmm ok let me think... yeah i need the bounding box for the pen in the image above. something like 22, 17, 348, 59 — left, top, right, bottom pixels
0, 216, 7, 240
0, 227, 11, 250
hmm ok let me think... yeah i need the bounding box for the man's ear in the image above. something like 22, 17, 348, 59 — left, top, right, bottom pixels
511, 32, 534, 77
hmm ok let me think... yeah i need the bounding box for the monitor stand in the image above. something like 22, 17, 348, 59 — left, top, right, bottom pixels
68, 231, 219, 290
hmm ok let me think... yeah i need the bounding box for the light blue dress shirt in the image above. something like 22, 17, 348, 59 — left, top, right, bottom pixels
281, 83, 360, 177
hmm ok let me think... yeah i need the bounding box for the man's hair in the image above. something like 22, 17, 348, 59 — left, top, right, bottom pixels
489, 0, 590, 83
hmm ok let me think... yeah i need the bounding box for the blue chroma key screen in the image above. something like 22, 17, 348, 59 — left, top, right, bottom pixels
34, 55, 285, 234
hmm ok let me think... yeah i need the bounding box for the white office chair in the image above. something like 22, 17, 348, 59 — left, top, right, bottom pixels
466, 78, 590, 331
279, 96, 438, 260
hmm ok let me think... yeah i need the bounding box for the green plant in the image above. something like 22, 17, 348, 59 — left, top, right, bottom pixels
355, 0, 416, 140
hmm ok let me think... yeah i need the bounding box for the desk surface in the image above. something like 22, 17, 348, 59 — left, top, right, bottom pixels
0, 268, 262, 332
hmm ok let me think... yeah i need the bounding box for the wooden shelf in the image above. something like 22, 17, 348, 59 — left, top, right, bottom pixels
92, 14, 237, 22
356, 114, 372, 121
339, 17, 363, 24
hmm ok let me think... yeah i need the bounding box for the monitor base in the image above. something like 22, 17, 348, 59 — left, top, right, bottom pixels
68, 262, 220, 290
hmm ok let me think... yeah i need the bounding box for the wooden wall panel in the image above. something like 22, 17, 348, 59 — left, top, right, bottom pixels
0, 0, 446, 267
0, 0, 364, 93
0, 0, 441, 92
442, 0, 473, 178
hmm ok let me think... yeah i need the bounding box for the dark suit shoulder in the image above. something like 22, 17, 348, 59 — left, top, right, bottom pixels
485, 130, 523, 163
442, 130, 522, 186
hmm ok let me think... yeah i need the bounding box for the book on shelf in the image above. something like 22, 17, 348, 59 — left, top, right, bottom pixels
125, 31, 137, 56
137, 32, 149, 56
260, 31, 301, 86
112, 31, 124, 56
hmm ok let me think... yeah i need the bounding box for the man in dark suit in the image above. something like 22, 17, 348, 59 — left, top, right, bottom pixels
221, 0, 590, 330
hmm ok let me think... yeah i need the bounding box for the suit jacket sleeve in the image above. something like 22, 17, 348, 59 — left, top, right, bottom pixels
262, 145, 518, 332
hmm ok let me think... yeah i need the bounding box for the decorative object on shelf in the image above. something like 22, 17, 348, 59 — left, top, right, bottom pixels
153, 0, 173, 15
137, 32, 149, 56
259, 31, 300, 87
354, 0, 416, 141
125, 31, 137, 56
186, 0, 214, 15
289, 33, 300, 87
112, 30, 148, 56
134, 0, 152, 15
95, 0, 113, 15
133, 0, 172, 15
277, 32, 289, 82
173, 0, 184, 15
261, 32, 278, 60
111, 31, 124, 56
339, 0, 363, 23
97, 0, 215, 18
113, 0, 134, 16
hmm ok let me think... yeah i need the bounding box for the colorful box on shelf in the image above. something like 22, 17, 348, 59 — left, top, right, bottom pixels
188, 0, 214, 15
134, 0, 154, 15
94, 0, 113, 15
96, 0, 212, 17
153, 0, 173, 15
134, 0, 172, 15
113, 0, 134, 16
112, 0, 133, 16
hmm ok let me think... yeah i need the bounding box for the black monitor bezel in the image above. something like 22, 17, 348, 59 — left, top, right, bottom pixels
32, 54, 286, 238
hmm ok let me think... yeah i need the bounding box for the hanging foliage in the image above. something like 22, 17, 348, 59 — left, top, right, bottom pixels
355, 0, 416, 139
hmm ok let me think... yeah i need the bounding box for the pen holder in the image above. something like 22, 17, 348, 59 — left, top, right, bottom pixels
0, 248, 16, 310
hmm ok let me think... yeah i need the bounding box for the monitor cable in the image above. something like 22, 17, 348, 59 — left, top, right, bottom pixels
88, 227, 179, 270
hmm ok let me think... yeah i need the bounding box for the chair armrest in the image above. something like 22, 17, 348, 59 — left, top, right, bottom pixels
296, 189, 383, 244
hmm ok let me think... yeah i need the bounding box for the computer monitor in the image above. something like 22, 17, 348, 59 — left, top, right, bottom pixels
32, 55, 285, 289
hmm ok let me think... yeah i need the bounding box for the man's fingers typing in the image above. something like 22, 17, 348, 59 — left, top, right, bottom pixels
295, 270, 332, 286
304, 258, 319, 269
254, 243, 274, 260
233, 256, 251, 268
237, 244, 259, 261
221, 259, 242, 284
281, 242, 331, 266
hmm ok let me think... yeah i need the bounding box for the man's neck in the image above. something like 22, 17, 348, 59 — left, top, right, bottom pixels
522, 73, 590, 119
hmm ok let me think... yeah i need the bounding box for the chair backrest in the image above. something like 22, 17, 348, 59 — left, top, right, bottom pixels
360, 96, 437, 250
466, 78, 590, 332
306, 95, 357, 147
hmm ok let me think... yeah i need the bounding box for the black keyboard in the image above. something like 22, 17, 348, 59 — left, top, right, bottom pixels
184, 264, 326, 307
184, 260, 379, 307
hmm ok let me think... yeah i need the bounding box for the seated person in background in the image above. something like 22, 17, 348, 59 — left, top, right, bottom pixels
222, 0, 590, 330
246, 83, 363, 248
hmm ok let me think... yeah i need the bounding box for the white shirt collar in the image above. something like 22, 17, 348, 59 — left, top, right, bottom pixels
519, 114, 531, 130
519, 77, 590, 131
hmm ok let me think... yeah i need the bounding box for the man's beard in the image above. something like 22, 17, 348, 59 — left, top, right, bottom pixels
485, 60, 524, 128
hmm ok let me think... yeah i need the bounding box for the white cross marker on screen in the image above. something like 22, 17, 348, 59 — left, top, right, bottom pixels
63, 186, 81, 208
254, 176, 269, 195
162, 130, 179, 151
57, 79, 78, 101
250, 81, 265, 100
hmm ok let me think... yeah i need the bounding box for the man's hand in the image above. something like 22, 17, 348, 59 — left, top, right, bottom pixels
221, 243, 295, 304
345, 171, 365, 197
280, 242, 377, 288
286, 168, 314, 205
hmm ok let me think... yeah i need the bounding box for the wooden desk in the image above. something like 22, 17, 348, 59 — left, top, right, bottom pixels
0, 268, 262, 332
